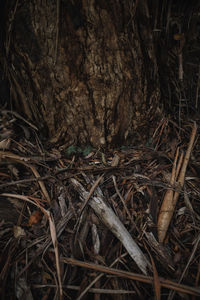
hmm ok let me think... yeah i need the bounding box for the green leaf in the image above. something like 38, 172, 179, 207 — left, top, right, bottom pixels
82, 146, 92, 156
65, 145, 77, 157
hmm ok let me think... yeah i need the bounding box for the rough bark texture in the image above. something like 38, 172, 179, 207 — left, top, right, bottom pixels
3, 0, 161, 148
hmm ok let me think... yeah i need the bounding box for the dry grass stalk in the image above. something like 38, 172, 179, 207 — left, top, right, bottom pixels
0, 151, 51, 203
61, 257, 200, 297
44, 209, 63, 300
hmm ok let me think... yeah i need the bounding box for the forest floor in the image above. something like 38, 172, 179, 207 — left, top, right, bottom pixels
0, 111, 200, 300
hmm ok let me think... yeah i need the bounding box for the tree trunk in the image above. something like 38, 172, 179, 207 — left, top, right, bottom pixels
2, 0, 161, 148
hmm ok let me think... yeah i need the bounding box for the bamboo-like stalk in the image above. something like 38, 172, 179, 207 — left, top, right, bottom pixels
158, 123, 197, 243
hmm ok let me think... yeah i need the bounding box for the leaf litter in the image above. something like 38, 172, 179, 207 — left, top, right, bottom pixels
0, 113, 200, 300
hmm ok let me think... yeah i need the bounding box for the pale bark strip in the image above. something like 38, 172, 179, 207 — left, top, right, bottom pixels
71, 178, 151, 275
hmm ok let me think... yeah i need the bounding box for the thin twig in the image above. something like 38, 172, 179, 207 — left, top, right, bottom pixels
61, 257, 200, 297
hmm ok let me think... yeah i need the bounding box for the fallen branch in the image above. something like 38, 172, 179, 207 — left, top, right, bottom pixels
71, 177, 151, 275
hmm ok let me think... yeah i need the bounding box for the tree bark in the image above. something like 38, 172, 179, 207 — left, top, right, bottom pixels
2, 0, 161, 148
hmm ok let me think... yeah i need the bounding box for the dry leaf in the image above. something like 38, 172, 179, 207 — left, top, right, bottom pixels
173, 33, 184, 41
14, 225, 26, 238
0, 138, 11, 149
28, 210, 42, 226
